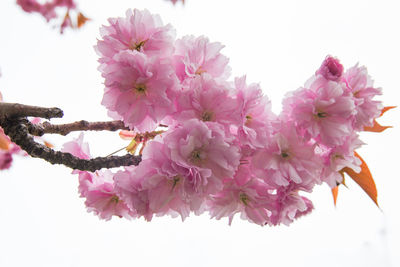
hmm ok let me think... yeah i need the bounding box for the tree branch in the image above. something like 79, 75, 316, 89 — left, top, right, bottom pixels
1, 118, 141, 171
0, 102, 63, 119
29, 120, 129, 136
0, 102, 142, 171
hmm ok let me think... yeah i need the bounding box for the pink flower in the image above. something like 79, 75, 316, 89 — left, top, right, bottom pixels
234, 76, 276, 150
0, 127, 23, 170
319, 133, 363, 188
96, 9, 176, 63
114, 166, 153, 221
342, 64, 383, 130
61, 133, 90, 160
164, 120, 241, 184
0, 151, 13, 170
17, 0, 76, 22
114, 141, 205, 221
208, 164, 273, 226
173, 35, 231, 82
268, 184, 314, 226
316, 56, 344, 81
251, 121, 322, 188
101, 50, 179, 132
62, 134, 135, 220
282, 77, 356, 146
175, 75, 241, 130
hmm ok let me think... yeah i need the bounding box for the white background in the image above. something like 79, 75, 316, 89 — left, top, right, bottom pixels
0, 0, 399, 266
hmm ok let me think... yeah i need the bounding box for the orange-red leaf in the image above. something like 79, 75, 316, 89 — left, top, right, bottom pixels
364, 106, 396, 132
342, 152, 378, 207
364, 120, 392, 132
331, 186, 339, 206
77, 12, 90, 28
380, 106, 396, 116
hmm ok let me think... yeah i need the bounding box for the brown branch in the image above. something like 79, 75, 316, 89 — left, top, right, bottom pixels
1, 117, 141, 172
0, 102, 63, 119
29, 120, 129, 136
0, 102, 141, 171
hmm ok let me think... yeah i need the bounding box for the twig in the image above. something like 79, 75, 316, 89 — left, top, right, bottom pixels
29, 120, 129, 136
1, 117, 141, 172
0, 102, 63, 119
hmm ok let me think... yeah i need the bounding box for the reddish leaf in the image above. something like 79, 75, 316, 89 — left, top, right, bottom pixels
331, 186, 339, 206
364, 120, 392, 132
380, 106, 396, 116
364, 106, 396, 132
77, 12, 90, 28
342, 152, 379, 207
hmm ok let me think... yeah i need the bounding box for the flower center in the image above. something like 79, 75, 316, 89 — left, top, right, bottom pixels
281, 151, 290, 159
130, 40, 147, 51
190, 148, 204, 164
170, 175, 181, 190
239, 192, 249, 206
201, 111, 214, 122
133, 83, 147, 95
110, 195, 119, 204
245, 114, 252, 126
195, 67, 206, 75
315, 110, 328, 118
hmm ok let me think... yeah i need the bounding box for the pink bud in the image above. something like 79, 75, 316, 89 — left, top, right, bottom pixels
316, 56, 344, 81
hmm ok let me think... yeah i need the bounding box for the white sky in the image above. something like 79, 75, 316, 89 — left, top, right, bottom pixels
0, 0, 399, 266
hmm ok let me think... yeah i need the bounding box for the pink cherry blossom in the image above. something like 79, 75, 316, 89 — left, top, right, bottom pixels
62, 134, 135, 220
234, 76, 276, 150
173, 35, 231, 82
208, 164, 274, 225
163, 119, 241, 183
0, 127, 23, 170
17, 0, 77, 29
251, 121, 322, 188
175, 75, 241, 130
319, 133, 363, 188
96, 9, 176, 63
268, 184, 314, 226
342, 64, 383, 130
316, 56, 344, 82
114, 141, 208, 221
101, 50, 179, 132
0, 151, 13, 170
282, 77, 356, 146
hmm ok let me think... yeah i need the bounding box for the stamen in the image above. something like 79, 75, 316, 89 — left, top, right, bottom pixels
281, 151, 289, 158
201, 111, 214, 122
133, 83, 147, 95
239, 192, 249, 206
130, 40, 147, 51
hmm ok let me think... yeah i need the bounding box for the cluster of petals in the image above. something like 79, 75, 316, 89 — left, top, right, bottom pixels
0, 128, 23, 170
62, 134, 134, 220
91, 10, 384, 226
16, 0, 84, 33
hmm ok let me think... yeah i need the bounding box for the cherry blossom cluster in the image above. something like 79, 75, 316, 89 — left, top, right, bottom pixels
16, 0, 88, 33
64, 9, 383, 226
0, 127, 24, 170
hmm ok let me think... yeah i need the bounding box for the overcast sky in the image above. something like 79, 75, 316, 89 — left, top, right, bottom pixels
0, 0, 399, 266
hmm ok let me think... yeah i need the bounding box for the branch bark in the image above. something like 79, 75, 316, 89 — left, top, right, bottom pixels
0, 102, 141, 171
29, 120, 129, 136
0, 102, 63, 119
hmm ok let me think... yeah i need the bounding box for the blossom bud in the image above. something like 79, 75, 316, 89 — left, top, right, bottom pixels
316, 56, 344, 81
